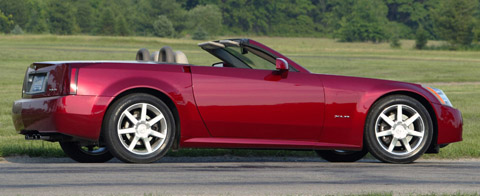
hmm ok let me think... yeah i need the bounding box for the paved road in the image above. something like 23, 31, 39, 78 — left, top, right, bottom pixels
0, 157, 479, 195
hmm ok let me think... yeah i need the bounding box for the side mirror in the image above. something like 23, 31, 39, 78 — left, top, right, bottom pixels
276, 58, 289, 71
212, 62, 224, 67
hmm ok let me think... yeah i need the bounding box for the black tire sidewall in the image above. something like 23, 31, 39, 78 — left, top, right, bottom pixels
59, 141, 113, 163
103, 93, 175, 163
365, 95, 433, 163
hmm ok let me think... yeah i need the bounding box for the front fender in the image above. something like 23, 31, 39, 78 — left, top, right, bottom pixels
319, 74, 439, 149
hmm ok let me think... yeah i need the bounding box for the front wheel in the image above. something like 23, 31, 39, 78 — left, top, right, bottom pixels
315, 149, 368, 162
59, 142, 113, 163
365, 95, 433, 164
103, 93, 175, 163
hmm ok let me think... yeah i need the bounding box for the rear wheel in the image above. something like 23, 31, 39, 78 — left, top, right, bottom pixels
315, 149, 368, 162
103, 93, 175, 163
365, 95, 433, 163
59, 141, 113, 163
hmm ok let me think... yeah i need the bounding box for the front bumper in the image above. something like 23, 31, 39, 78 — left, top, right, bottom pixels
12, 95, 112, 141
433, 103, 463, 145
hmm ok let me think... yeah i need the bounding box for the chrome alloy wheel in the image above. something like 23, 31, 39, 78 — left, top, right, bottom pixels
375, 104, 425, 156
117, 103, 167, 155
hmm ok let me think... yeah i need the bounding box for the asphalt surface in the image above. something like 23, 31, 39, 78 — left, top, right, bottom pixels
0, 156, 479, 195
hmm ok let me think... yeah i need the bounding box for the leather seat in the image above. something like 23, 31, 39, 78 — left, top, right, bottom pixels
136, 46, 188, 64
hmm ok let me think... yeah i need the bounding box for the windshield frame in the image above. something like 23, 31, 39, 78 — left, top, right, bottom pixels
200, 39, 298, 72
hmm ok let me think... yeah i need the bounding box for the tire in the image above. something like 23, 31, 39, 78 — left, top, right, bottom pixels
315, 149, 368, 162
365, 95, 433, 164
103, 93, 175, 163
59, 141, 113, 163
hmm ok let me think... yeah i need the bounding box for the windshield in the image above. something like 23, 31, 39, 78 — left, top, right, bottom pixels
199, 40, 297, 72
223, 46, 276, 70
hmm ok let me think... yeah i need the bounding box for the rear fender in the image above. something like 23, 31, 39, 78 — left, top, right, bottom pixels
75, 64, 210, 141
99, 79, 210, 142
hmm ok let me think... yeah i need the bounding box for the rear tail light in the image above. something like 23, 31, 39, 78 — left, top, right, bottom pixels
69, 68, 79, 95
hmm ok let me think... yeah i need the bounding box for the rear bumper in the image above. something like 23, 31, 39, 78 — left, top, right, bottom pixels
12, 95, 112, 141
434, 103, 463, 145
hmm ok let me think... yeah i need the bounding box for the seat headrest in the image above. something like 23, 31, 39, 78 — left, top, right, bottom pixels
160, 46, 175, 63
136, 48, 151, 61
174, 51, 189, 64
151, 51, 160, 62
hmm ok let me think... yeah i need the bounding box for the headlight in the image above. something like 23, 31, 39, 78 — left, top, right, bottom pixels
423, 85, 453, 107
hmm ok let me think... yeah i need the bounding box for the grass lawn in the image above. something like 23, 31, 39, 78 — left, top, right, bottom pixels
129, 192, 480, 196
0, 35, 478, 158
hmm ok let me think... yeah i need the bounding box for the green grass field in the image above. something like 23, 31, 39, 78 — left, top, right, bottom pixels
0, 35, 478, 158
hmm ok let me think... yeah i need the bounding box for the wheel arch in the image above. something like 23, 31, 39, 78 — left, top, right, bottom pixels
101, 87, 181, 150
366, 91, 438, 153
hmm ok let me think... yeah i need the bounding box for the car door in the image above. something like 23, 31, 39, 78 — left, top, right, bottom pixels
190, 66, 325, 141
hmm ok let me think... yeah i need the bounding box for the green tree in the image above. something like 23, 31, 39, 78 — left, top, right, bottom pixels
474, 21, 480, 42
10, 24, 23, 34
192, 26, 207, 40
180, 0, 217, 10
125, 0, 185, 36
336, 0, 389, 42
384, 0, 435, 28
390, 34, 401, 48
321, 0, 356, 36
25, 1, 48, 33
0, 0, 30, 28
432, 0, 478, 46
47, 1, 76, 34
272, 0, 317, 36
4, 0, 473, 39
153, 0, 187, 34
219, 0, 318, 36
153, 15, 174, 37
220, 0, 273, 35
115, 15, 131, 36
75, 2, 94, 34
98, 8, 115, 35
0, 9, 14, 33
415, 26, 428, 49
187, 4, 222, 36
129, 0, 155, 36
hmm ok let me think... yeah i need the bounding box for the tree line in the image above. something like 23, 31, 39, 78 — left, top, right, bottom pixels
0, 0, 479, 47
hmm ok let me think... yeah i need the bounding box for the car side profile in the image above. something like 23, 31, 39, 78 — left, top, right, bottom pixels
12, 38, 462, 163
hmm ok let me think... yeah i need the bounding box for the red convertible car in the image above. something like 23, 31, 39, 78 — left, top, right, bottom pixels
12, 38, 462, 163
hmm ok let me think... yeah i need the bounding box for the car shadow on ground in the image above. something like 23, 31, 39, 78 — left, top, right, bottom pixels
1, 156, 381, 164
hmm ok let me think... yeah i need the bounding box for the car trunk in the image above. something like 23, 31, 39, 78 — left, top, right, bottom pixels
22, 63, 71, 98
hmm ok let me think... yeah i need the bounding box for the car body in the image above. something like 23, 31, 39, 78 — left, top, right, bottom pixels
12, 38, 462, 163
